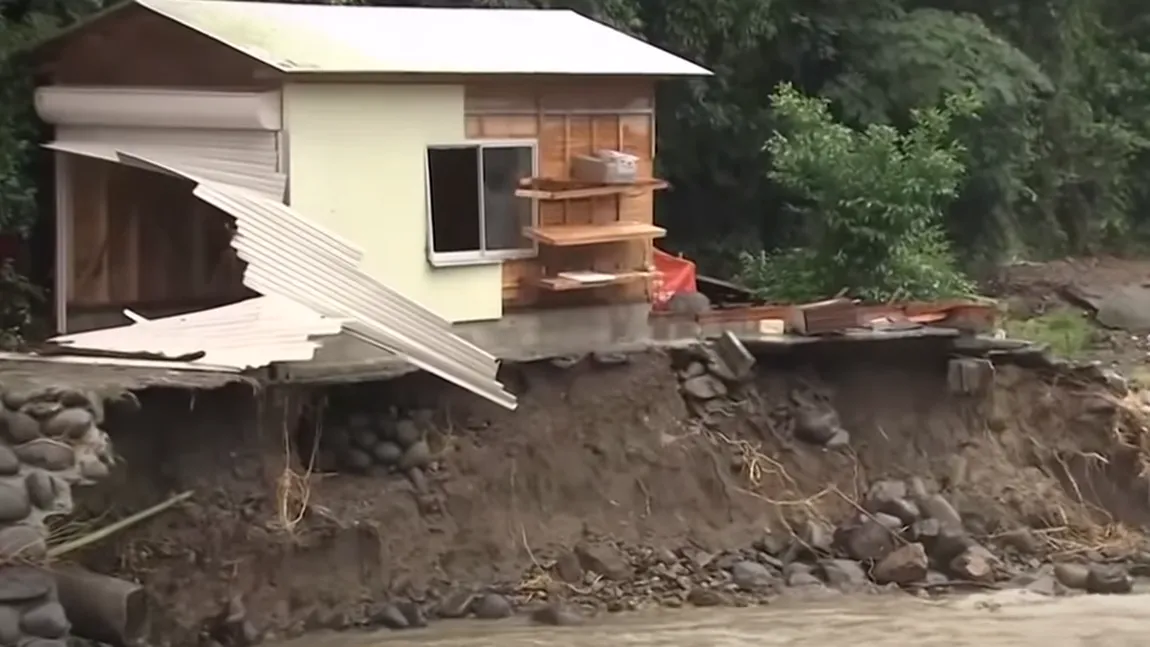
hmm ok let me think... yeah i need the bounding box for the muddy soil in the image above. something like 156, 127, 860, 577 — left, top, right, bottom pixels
989, 256, 1150, 370
67, 340, 1150, 646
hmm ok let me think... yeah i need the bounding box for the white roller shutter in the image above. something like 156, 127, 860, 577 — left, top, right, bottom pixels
37, 86, 286, 201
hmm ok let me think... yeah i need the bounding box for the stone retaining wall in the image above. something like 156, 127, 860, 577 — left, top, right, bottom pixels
0, 386, 117, 646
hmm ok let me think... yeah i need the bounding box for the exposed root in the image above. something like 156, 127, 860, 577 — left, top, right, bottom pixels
273, 392, 323, 534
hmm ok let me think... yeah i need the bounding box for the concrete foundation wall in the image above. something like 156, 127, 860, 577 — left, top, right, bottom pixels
271, 303, 655, 384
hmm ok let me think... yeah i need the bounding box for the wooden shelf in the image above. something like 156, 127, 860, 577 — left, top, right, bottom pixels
536, 270, 655, 292
516, 178, 668, 201
524, 222, 666, 247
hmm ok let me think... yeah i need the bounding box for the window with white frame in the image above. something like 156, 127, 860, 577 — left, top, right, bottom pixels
425, 141, 536, 266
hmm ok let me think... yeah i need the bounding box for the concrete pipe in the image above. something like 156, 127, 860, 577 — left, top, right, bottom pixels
52, 567, 148, 646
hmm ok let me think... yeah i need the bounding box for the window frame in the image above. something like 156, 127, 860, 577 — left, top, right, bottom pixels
425, 138, 539, 268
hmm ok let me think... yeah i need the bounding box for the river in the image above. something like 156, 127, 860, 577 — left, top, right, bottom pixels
280, 589, 1150, 646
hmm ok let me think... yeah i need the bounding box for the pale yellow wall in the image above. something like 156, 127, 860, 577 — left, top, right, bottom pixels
282, 82, 502, 323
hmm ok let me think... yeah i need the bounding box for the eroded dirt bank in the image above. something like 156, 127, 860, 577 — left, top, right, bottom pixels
72, 338, 1150, 646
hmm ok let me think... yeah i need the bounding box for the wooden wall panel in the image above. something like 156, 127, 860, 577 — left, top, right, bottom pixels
465, 80, 658, 309
69, 157, 110, 305
67, 160, 249, 316
45, 7, 276, 88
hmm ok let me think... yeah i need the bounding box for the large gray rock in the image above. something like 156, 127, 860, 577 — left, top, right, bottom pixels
434, 591, 476, 619
0, 446, 18, 477
681, 375, 727, 401
872, 543, 928, 585
530, 603, 584, 626
0, 605, 19, 645
1054, 563, 1089, 590
949, 545, 997, 583
371, 442, 402, 466
394, 420, 421, 449
1095, 284, 1150, 332
471, 594, 513, 620
839, 517, 899, 561
1086, 565, 1133, 594
818, 559, 869, 590
13, 441, 74, 472
575, 542, 632, 580
398, 440, 432, 470
0, 481, 31, 523
1, 412, 41, 445
19, 602, 70, 638
794, 408, 841, 445
730, 560, 775, 591
918, 494, 963, 532
0, 567, 52, 603
41, 409, 92, 440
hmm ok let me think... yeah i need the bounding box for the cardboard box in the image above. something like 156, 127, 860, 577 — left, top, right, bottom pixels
570, 150, 638, 184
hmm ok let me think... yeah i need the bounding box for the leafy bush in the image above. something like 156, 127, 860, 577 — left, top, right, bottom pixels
739, 84, 978, 303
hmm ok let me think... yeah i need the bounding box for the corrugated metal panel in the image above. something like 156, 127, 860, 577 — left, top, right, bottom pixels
135, 0, 711, 77
49, 296, 344, 370
35, 86, 282, 131
116, 151, 517, 410
47, 126, 285, 200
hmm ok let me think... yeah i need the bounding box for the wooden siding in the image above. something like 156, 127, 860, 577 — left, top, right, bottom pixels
465, 80, 657, 309
67, 158, 252, 319
44, 6, 276, 88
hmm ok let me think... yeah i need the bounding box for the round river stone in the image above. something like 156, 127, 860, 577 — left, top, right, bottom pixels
13, 440, 75, 472
41, 408, 93, 440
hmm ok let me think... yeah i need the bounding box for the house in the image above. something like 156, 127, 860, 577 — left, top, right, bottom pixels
30, 0, 710, 405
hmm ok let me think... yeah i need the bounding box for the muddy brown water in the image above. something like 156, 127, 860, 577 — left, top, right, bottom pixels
282, 590, 1150, 647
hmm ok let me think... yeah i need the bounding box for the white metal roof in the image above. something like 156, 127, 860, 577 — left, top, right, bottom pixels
120, 151, 518, 410
131, 0, 711, 76
50, 296, 345, 371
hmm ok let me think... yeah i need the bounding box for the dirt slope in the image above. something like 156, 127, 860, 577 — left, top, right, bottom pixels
68, 341, 1150, 646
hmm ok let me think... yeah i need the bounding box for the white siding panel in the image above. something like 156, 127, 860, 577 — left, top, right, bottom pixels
49, 126, 286, 200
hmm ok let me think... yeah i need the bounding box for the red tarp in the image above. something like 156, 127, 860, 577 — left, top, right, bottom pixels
652, 248, 697, 309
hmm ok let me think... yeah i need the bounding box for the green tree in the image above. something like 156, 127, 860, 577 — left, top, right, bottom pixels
739, 84, 976, 302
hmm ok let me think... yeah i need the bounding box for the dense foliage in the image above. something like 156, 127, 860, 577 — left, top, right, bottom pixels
739, 85, 976, 302
4, 0, 1150, 311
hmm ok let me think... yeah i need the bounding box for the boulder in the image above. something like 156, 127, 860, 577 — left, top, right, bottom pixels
0, 481, 31, 523
794, 408, 841, 445
818, 559, 869, 590
686, 588, 728, 607
575, 542, 632, 580
471, 594, 513, 620
433, 591, 476, 619
918, 494, 964, 532
1, 411, 41, 445
371, 442, 402, 466
872, 543, 928, 585
681, 375, 727, 401
553, 551, 584, 584
530, 603, 584, 626
0, 446, 19, 476
394, 420, 421, 448
369, 604, 408, 629
19, 602, 70, 638
1053, 563, 1089, 590
948, 545, 997, 583
730, 560, 775, 591
398, 441, 432, 470
839, 518, 898, 561
41, 409, 93, 440
13, 440, 75, 472
1085, 565, 1133, 594
0, 567, 53, 603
